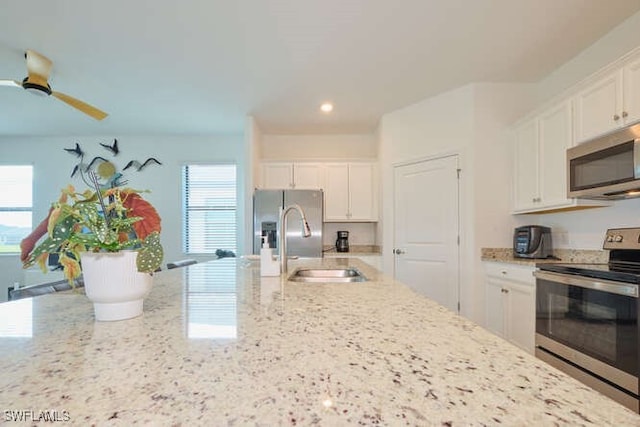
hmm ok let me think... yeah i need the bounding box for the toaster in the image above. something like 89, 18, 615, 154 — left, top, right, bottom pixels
513, 225, 553, 259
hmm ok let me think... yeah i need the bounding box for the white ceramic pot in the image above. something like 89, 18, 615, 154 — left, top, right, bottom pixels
80, 251, 153, 321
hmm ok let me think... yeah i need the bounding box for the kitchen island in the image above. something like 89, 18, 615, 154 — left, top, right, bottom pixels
1, 258, 638, 425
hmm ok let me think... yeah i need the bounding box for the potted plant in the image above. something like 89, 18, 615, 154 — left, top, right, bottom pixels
21, 141, 163, 321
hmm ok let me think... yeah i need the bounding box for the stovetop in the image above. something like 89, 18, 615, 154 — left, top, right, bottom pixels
536, 227, 640, 284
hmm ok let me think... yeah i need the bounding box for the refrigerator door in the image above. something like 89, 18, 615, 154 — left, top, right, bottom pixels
253, 190, 283, 254
284, 190, 323, 257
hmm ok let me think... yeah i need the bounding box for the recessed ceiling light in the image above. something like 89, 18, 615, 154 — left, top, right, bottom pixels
320, 102, 333, 113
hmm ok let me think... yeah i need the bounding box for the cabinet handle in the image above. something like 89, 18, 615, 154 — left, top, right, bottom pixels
501, 271, 507, 275
622, 111, 628, 118
613, 114, 620, 121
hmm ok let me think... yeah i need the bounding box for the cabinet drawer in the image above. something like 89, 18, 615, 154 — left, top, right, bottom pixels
484, 262, 535, 285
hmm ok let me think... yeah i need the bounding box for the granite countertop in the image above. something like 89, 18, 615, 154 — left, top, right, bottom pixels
1, 257, 638, 425
322, 245, 381, 255
481, 247, 609, 265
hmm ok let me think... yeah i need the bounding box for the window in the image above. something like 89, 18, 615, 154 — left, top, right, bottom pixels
183, 164, 237, 254
0, 166, 33, 253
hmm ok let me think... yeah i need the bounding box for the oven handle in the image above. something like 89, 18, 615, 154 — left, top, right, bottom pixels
533, 270, 639, 298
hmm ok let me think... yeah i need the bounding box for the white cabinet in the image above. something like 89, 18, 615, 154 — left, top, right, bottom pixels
539, 102, 575, 207
575, 54, 640, 143
261, 163, 292, 189
484, 262, 536, 354
261, 161, 378, 221
624, 56, 640, 127
261, 163, 324, 190
324, 163, 378, 222
293, 164, 324, 189
324, 164, 349, 219
513, 120, 539, 211
513, 100, 606, 213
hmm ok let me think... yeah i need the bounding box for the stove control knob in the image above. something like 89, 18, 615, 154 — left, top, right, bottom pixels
614, 234, 623, 242
606, 235, 614, 242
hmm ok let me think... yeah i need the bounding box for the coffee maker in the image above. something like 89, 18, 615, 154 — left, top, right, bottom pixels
336, 231, 349, 252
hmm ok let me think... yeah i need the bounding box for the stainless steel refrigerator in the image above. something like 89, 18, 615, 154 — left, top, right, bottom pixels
253, 189, 323, 257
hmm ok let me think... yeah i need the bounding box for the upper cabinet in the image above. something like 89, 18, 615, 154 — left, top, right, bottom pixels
539, 102, 576, 207
574, 54, 640, 143
625, 55, 640, 127
261, 162, 324, 189
513, 100, 606, 213
513, 119, 539, 211
260, 161, 379, 222
261, 163, 292, 189
324, 163, 378, 222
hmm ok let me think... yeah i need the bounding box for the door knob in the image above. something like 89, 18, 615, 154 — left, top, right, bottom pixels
394, 249, 405, 255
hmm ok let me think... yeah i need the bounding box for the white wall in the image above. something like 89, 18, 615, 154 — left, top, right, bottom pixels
245, 116, 262, 255
379, 83, 535, 322
472, 83, 537, 248
379, 84, 477, 317
536, 11, 640, 105
470, 83, 536, 323
260, 134, 377, 160
525, 200, 640, 250
0, 134, 244, 300
323, 222, 377, 248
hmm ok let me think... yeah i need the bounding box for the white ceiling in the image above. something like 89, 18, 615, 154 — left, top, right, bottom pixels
0, 0, 639, 136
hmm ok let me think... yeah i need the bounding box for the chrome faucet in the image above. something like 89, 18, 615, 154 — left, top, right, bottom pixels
278, 204, 312, 274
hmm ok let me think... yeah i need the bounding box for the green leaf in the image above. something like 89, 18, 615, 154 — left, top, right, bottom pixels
24, 215, 77, 267
136, 232, 163, 273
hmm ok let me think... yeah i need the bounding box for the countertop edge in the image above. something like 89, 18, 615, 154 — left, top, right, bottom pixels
481, 247, 609, 265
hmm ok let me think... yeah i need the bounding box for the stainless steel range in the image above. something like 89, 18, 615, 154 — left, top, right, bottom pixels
534, 228, 640, 412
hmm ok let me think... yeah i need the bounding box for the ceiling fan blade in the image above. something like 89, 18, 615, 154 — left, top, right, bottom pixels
51, 91, 108, 120
25, 50, 52, 86
0, 79, 22, 88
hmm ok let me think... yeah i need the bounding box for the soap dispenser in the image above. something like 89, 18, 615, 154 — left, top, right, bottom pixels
260, 236, 280, 277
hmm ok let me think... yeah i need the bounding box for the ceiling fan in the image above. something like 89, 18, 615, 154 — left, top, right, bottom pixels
0, 49, 108, 120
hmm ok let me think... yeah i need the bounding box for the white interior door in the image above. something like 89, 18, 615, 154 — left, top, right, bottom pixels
393, 155, 460, 312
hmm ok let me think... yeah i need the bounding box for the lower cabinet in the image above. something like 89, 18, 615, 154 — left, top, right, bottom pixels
484, 262, 536, 354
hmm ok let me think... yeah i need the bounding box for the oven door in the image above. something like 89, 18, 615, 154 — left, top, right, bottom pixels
535, 270, 638, 394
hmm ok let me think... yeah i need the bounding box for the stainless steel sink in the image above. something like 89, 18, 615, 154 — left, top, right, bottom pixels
288, 267, 367, 283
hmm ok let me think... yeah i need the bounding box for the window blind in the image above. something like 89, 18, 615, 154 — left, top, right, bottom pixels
183, 164, 237, 254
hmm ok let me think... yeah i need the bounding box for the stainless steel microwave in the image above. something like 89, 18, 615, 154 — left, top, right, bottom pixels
567, 123, 640, 200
